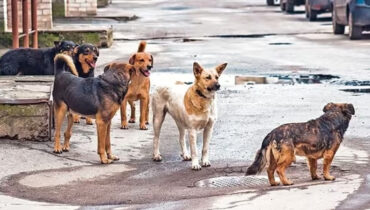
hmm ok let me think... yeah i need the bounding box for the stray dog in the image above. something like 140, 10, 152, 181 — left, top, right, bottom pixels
120, 41, 153, 130
52, 54, 133, 164
152, 62, 227, 170
246, 103, 355, 186
71, 43, 100, 125
0, 40, 76, 75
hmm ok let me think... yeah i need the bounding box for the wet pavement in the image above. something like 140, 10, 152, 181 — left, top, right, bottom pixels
1, 0, 370, 209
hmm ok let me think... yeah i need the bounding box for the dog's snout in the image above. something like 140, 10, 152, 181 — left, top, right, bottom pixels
147, 65, 152, 70
215, 83, 221, 90
93, 56, 98, 61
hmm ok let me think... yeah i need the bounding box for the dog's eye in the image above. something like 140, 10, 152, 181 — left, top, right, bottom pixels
205, 75, 211, 80
140, 59, 145, 62
216, 76, 219, 80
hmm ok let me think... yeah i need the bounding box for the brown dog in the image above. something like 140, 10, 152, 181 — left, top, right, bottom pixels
53, 54, 133, 164
120, 41, 153, 130
246, 103, 355, 186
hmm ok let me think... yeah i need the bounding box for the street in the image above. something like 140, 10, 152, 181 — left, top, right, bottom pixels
0, 0, 369, 209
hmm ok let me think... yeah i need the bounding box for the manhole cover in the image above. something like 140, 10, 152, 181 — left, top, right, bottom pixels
194, 176, 268, 188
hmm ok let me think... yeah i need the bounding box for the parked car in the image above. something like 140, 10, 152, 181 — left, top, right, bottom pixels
305, 0, 333, 21
267, 0, 280, 6
280, 0, 306, 13
332, 0, 370, 39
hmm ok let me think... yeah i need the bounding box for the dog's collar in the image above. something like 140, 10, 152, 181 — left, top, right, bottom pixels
196, 89, 207, 99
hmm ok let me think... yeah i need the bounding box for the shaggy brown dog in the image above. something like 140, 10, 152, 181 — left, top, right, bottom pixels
53, 54, 133, 164
246, 103, 355, 186
120, 41, 153, 130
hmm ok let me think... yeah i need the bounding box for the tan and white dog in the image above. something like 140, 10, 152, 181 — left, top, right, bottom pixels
151, 62, 227, 170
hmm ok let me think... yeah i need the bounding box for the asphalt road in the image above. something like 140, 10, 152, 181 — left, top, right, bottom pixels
0, 0, 370, 209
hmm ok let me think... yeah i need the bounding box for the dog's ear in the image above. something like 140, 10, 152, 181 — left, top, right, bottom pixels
93, 46, 99, 56
323, 102, 335, 113
216, 63, 227, 75
193, 62, 203, 78
129, 54, 136, 65
344, 103, 355, 115
54, 41, 61, 48
104, 64, 111, 72
129, 64, 136, 75
150, 55, 154, 67
73, 45, 79, 55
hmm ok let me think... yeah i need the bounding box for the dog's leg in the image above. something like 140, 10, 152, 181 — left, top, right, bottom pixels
323, 150, 337, 181
105, 121, 119, 161
152, 106, 166, 161
176, 123, 190, 161
120, 98, 129, 129
85, 117, 93, 125
189, 129, 201, 170
267, 153, 280, 186
145, 98, 150, 125
139, 97, 149, 130
96, 117, 112, 164
307, 158, 320, 180
275, 143, 294, 185
73, 114, 81, 123
201, 120, 214, 167
54, 103, 68, 153
128, 100, 136, 123
62, 113, 74, 152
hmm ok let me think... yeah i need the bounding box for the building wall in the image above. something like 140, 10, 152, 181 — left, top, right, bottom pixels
5, 0, 52, 31
0, 0, 5, 31
66, 0, 97, 17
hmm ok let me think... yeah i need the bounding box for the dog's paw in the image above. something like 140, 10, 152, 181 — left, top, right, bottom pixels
324, 175, 336, 181
129, 119, 135, 123
153, 154, 162, 162
201, 160, 211, 167
140, 124, 148, 130
121, 124, 129, 129
181, 154, 191, 161
145, 121, 149, 125
282, 180, 294, 186
101, 158, 113, 164
311, 175, 321, 180
192, 164, 202, 171
62, 145, 70, 152
108, 154, 120, 161
54, 145, 63, 154
85, 118, 93, 125
270, 181, 280, 186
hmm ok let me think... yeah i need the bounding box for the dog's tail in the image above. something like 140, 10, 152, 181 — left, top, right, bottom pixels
245, 134, 272, 175
137, 41, 146, 52
54, 54, 78, 76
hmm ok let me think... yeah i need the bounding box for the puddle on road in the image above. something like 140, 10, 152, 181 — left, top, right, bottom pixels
162, 6, 190, 11
209, 34, 276, 39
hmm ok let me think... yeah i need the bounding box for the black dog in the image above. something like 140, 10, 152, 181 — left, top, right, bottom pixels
52, 54, 133, 164
70, 43, 99, 124
73, 43, 99, 78
0, 41, 76, 75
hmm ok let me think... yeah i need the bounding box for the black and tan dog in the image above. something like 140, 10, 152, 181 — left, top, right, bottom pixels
70, 43, 100, 125
0, 40, 76, 75
52, 54, 133, 164
246, 103, 355, 186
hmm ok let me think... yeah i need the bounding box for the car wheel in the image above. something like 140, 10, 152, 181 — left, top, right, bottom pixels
332, 8, 345, 34
267, 0, 275, 6
286, 0, 294, 13
349, 12, 362, 40
280, 2, 286, 11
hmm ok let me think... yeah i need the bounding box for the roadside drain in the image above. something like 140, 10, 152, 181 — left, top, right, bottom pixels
194, 176, 268, 188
